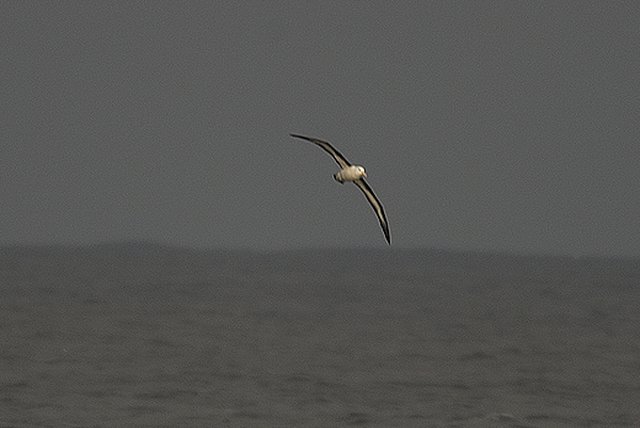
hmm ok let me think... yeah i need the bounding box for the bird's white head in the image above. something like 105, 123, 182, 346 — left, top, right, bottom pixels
356, 165, 367, 178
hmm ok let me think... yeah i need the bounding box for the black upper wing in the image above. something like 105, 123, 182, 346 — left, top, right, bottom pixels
354, 178, 391, 245
290, 134, 352, 169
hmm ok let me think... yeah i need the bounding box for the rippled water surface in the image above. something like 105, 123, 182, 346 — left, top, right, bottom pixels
1, 244, 639, 426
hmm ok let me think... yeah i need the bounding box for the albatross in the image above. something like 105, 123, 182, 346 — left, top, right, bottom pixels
290, 133, 391, 245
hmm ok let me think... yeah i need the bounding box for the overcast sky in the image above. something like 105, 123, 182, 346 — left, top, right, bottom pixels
2, 1, 639, 255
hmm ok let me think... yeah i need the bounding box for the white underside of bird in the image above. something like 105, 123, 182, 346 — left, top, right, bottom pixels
333, 165, 367, 183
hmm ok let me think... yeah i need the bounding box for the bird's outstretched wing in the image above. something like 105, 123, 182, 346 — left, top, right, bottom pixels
290, 134, 352, 169
354, 178, 391, 245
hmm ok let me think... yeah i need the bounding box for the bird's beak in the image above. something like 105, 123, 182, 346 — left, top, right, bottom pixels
363, 171, 368, 178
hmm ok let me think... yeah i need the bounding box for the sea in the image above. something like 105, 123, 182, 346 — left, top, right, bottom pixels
1, 243, 639, 427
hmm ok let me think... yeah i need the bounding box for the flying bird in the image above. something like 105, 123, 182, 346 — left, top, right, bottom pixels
290, 133, 391, 245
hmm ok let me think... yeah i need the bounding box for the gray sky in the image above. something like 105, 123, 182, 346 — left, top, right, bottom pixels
2, 1, 639, 255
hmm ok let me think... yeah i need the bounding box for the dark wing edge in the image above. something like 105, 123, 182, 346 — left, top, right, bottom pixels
290, 133, 351, 168
353, 179, 391, 245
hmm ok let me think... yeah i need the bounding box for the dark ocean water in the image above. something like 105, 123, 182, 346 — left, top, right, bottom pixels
1, 243, 639, 427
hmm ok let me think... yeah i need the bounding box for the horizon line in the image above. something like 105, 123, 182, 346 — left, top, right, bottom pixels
0, 239, 638, 261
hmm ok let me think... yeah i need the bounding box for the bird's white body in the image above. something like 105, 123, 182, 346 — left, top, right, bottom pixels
334, 165, 367, 183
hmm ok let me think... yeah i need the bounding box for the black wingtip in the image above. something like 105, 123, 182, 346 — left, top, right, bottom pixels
380, 221, 391, 245
290, 133, 312, 142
